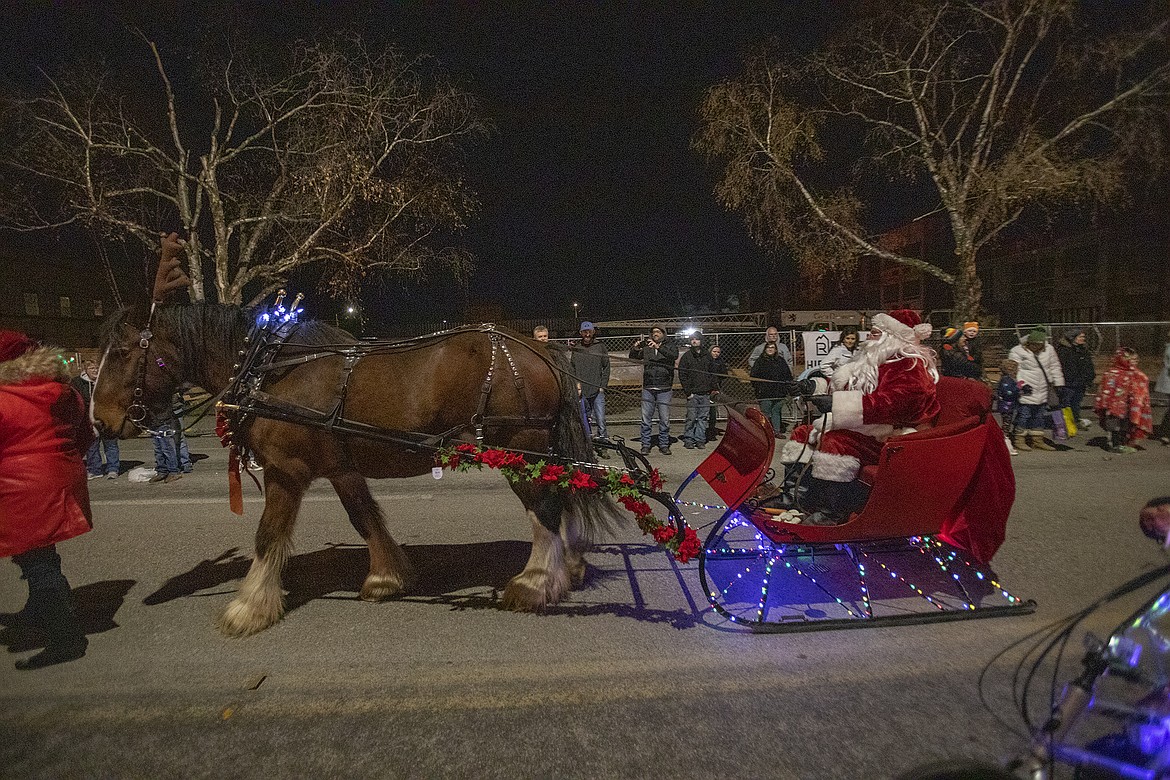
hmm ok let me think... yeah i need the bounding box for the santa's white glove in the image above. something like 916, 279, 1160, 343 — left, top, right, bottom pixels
807, 412, 833, 445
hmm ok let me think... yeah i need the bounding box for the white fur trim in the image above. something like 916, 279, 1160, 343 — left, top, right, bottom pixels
0, 346, 71, 385
780, 438, 813, 463
832, 390, 864, 430
872, 313, 932, 344
854, 423, 896, 441
811, 451, 861, 482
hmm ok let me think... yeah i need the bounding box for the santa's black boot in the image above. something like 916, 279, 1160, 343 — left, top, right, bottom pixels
15, 585, 88, 671
802, 478, 869, 526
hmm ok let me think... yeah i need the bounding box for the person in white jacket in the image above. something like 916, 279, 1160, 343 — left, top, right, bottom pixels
820, 327, 860, 380
1007, 327, 1065, 452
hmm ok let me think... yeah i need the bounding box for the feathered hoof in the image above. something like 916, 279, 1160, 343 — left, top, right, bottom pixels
218, 596, 283, 637
502, 568, 569, 612
566, 558, 587, 589
359, 572, 413, 602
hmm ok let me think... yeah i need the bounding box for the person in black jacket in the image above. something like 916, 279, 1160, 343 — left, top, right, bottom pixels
1056, 328, 1096, 427
629, 326, 679, 455
706, 344, 729, 442
750, 341, 793, 436
678, 332, 717, 449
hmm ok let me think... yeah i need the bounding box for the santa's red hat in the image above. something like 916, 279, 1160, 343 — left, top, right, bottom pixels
872, 310, 932, 343
0, 330, 36, 363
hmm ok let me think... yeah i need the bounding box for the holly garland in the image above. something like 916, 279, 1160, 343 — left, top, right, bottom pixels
436, 443, 701, 563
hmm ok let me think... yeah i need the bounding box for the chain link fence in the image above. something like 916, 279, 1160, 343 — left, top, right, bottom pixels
552, 330, 790, 426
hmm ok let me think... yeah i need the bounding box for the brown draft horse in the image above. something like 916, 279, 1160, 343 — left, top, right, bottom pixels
91, 303, 619, 636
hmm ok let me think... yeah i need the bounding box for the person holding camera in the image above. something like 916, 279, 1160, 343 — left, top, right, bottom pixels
629, 326, 678, 455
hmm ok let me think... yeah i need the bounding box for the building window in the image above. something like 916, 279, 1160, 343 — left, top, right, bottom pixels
24, 293, 39, 316
93, 299, 104, 317
60, 296, 72, 317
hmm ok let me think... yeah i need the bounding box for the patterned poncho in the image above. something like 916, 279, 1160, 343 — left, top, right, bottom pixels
1094, 349, 1153, 440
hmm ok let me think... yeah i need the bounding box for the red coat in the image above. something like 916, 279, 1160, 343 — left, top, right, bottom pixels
0, 349, 94, 558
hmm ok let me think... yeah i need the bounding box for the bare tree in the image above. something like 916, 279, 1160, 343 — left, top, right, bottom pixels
695, 0, 1170, 319
0, 33, 484, 304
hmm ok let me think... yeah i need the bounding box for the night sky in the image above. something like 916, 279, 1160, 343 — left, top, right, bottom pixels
2, 1, 844, 324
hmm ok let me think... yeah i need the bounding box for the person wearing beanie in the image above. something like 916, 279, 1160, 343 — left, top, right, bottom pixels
569, 321, 611, 459
678, 331, 717, 448
941, 320, 983, 380
1007, 327, 1065, 452
1056, 328, 1095, 430
0, 330, 94, 669
781, 309, 941, 524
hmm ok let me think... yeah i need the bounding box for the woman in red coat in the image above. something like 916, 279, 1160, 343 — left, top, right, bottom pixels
0, 330, 93, 669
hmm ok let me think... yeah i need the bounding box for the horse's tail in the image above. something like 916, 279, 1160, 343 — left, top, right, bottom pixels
550, 348, 624, 544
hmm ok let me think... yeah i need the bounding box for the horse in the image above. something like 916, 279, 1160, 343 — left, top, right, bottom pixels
91, 303, 620, 636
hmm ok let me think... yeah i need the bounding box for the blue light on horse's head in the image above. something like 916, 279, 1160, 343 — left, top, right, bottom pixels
258, 312, 271, 325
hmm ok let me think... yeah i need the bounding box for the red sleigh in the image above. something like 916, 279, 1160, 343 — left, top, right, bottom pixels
674, 377, 1035, 631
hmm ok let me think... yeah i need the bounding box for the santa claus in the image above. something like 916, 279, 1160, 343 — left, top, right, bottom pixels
782, 309, 940, 523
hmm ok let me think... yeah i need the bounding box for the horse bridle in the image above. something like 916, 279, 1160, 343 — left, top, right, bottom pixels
120, 301, 182, 436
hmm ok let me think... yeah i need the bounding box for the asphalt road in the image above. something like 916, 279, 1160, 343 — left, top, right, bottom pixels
3, 424, 1169, 779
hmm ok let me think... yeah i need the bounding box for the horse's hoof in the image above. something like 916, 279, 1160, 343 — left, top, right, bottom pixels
502, 581, 547, 612
503, 568, 569, 611
359, 573, 411, 602
218, 597, 282, 637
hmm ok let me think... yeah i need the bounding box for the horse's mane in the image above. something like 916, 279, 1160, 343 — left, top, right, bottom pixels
101, 303, 354, 382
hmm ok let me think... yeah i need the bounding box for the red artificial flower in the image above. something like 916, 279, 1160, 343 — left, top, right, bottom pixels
648, 469, 664, 492
478, 449, 510, 469
618, 495, 653, 518
619, 473, 637, 487
568, 470, 598, 492
674, 528, 701, 563
539, 464, 567, 483
500, 452, 527, 469
650, 525, 676, 544
456, 443, 479, 455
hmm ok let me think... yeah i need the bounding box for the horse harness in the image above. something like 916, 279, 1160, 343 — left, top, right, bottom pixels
217, 319, 555, 455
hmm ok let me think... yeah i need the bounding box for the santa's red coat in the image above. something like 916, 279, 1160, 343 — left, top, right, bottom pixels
0, 372, 93, 558
830, 356, 940, 435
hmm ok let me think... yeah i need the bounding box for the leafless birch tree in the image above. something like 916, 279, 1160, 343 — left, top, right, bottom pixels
0, 34, 484, 304
695, 0, 1169, 319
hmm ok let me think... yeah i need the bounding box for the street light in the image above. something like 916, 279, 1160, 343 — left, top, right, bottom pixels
572, 302, 579, 321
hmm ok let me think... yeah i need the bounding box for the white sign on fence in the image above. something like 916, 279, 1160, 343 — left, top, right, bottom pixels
802, 331, 840, 373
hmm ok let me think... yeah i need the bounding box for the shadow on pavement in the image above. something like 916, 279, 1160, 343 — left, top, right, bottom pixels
142, 541, 703, 628
1, 578, 135, 653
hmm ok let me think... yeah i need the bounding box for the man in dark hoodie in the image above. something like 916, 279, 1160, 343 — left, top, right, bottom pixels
629, 325, 678, 455
678, 331, 717, 449
570, 321, 611, 459
1056, 327, 1096, 428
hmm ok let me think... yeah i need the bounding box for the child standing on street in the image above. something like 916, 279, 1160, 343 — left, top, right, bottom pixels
1094, 347, 1153, 454
995, 358, 1022, 455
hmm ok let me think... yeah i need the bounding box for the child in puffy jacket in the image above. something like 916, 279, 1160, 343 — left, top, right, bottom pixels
994, 358, 1022, 455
